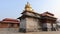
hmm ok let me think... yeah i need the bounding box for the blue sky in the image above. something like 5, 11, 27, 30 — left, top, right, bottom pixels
0, 0, 60, 20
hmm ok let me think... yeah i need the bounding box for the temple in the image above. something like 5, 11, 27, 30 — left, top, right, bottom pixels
0, 18, 20, 28
18, 2, 57, 32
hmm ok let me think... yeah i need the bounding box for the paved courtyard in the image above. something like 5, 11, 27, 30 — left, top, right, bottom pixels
0, 31, 60, 34
0, 28, 60, 34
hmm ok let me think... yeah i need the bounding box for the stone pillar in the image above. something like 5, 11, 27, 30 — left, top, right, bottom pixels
51, 23, 56, 31
53, 23, 56, 31
47, 23, 51, 31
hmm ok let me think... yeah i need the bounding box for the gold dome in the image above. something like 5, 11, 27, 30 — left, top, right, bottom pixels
25, 2, 33, 11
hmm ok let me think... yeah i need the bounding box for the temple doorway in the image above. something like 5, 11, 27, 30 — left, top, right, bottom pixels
42, 23, 47, 31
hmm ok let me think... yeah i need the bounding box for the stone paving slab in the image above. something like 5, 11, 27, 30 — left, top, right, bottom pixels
0, 28, 60, 34
0, 31, 60, 34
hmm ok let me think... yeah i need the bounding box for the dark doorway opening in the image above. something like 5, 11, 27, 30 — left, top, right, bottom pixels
51, 28, 56, 31
42, 27, 47, 31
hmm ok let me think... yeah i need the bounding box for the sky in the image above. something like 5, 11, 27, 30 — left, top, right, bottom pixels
0, 0, 60, 20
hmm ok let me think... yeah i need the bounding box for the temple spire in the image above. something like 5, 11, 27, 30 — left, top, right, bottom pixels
25, 2, 33, 11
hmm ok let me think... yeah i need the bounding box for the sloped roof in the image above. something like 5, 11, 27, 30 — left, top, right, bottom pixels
41, 12, 54, 16
0, 18, 20, 23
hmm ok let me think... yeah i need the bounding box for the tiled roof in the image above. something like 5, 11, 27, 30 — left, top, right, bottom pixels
3, 18, 20, 22
0, 18, 20, 23
0, 21, 19, 23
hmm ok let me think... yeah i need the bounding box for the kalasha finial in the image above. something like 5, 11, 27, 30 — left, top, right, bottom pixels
24, 2, 33, 11
25, 2, 31, 8
27, 2, 30, 5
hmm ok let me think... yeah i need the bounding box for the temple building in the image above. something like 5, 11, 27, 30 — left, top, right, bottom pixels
0, 18, 20, 28
40, 12, 57, 31
18, 2, 57, 32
